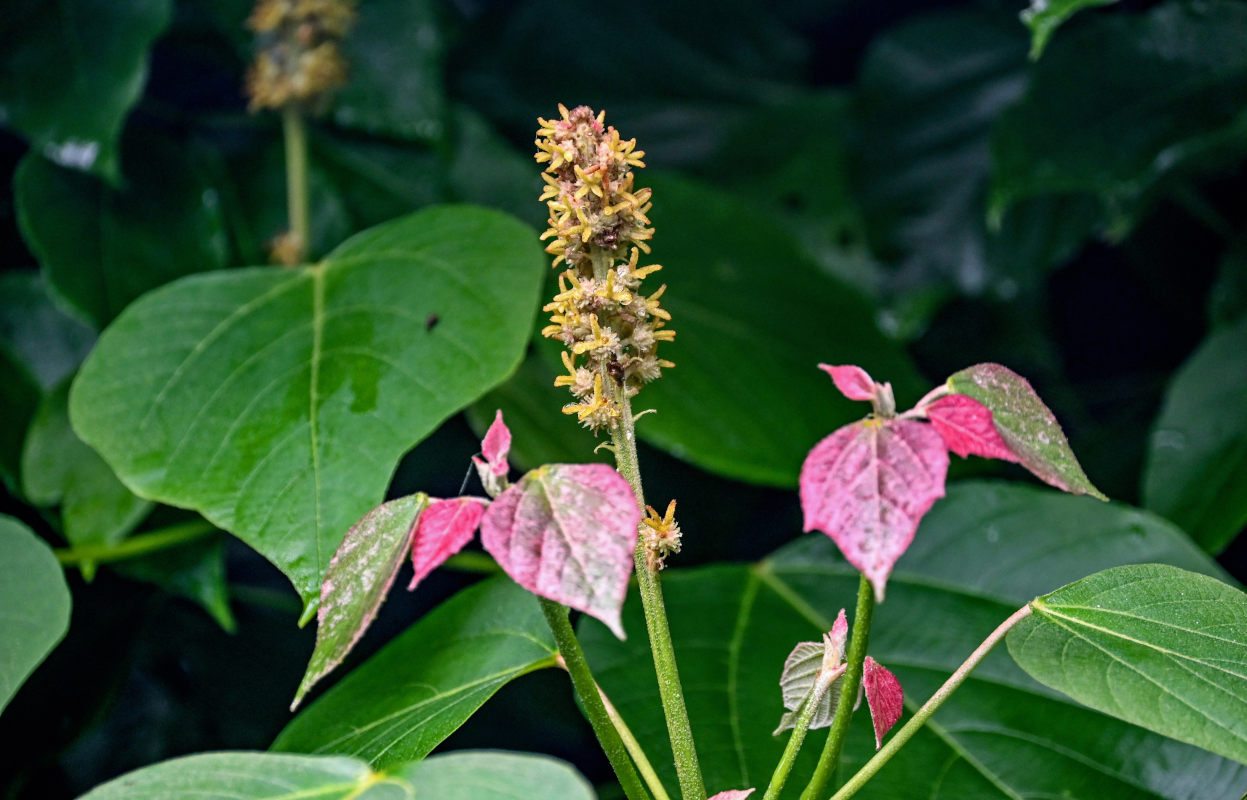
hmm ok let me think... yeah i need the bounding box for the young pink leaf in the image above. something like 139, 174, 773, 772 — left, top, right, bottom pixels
479, 409, 511, 475
925, 394, 1018, 462
480, 463, 638, 639
862, 656, 904, 749
292, 493, 429, 710
800, 419, 949, 602
708, 791, 755, 800
408, 496, 487, 591
947, 363, 1106, 500
774, 609, 850, 734
819, 363, 876, 401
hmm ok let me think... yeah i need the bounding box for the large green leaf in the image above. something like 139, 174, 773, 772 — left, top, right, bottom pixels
991, 0, 1247, 231
113, 530, 235, 631
615, 174, 922, 487
394, 751, 597, 800
16, 131, 232, 328
580, 482, 1245, 798
1143, 316, 1247, 554
0, 272, 94, 390
0, 0, 171, 183
1008, 563, 1247, 764
1020, 0, 1120, 59
272, 576, 559, 767
0, 515, 71, 714
70, 206, 544, 610
77, 751, 407, 800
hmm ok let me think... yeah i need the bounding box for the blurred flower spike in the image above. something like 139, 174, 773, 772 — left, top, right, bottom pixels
245, 0, 356, 112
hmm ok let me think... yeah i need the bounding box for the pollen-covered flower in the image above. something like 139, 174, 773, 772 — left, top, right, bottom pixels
245, 0, 355, 112
641, 500, 682, 569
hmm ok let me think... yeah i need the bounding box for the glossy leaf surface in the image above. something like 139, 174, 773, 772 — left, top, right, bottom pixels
580, 482, 1245, 799
70, 206, 544, 610
394, 750, 596, 800
0, 515, 71, 713
273, 577, 558, 767
293, 494, 429, 710
948, 363, 1106, 499
1009, 563, 1247, 764
481, 463, 638, 638
1143, 316, 1247, 554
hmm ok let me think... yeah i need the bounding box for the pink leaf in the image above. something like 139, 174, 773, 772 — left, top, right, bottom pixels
708, 791, 755, 800
800, 419, 949, 602
408, 497, 487, 591
479, 409, 511, 475
862, 656, 903, 749
480, 463, 639, 638
819, 363, 876, 401
925, 394, 1018, 462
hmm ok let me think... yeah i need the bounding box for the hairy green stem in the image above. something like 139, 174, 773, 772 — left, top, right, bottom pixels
588, 666, 674, 800
800, 575, 875, 800
828, 604, 1033, 800
55, 520, 216, 566
282, 105, 309, 263
763, 668, 837, 800
540, 599, 651, 800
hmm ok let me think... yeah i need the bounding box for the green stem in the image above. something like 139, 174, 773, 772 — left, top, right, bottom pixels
589, 669, 673, 800
800, 575, 875, 800
762, 668, 838, 800
827, 604, 1033, 800
282, 105, 309, 263
540, 599, 651, 800
55, 520, 217, 566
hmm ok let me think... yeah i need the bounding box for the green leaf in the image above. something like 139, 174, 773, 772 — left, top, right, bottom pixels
1208, 244, 1247, 329
70, 206, 544, 610
77, 751, 407, 800
293, 493, 429, 709
22, 378, 152, 551
1021, 0, 1120, 59
113, 531, 236, 632
1008, 563, 1247, 764
273, 576, 558, 767
309, 131, 444, 234
0, 515, 71, 714
947, 363, 1106, 500
580, 482, 1245, 798
625, 174, 923, 487
0, 0, 171, 183
0, 272, 94, 390
16, 131, 232, 328
0, 344, 40, 495
394, 750, 597, 800
1143, 316, 1247, 554
991, 0, 1247, 230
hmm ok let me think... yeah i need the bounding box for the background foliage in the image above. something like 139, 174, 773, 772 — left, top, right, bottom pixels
1, 0, 1245, 797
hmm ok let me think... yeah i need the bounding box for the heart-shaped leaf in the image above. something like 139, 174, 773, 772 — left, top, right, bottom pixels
924, 394, 1017, 462
1008, 563, 1247, 764
862, 656, 903, 749
800, 419, 949, 602
70, 206, 544, 612
409, 496, 486, 590
274, 576, 559, 767
481, 463, 638, 638
0, 515, 71, 714
293, 493, 429, 710
947, 363, 1106, 500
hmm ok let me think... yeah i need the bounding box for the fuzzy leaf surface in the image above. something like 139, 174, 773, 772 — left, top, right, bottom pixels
409, 496, 486, 590
394, 751, 596, 799
580, 481, 1244, 799
925, 394, 1017, 462
948, 363, 1105, 499
481, 463, 638, 638
274, 577, 558, 767
819, 364, 876, 401
862, 656, 904, 749
70, 206, 544, 612
293, 494, 429, 710
0, 515, 71, 714
800, 419, 949, 601
1008, 563, 1247, 764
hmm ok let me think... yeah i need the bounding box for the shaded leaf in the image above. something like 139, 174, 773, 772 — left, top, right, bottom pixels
0, 0, 171, 182
481, 463, 638, 638
1008, 563, 1247, 764
0, 272, 94, 390
800, 419, 949, 601
114, 530, 235, 632
394, 750, 597, 800
274, 576, 559, 767
70, 206, 544, 611
409, 496, 486, 591
1143, 316, 1247, 554
293, 494, 429, 710
947, 363, 1106, 499
0, 345, 40, 495
0, 515, 71, 714
862, 656, 903, 749
1021, 0, 1120, 59
924, 394, 1017, 462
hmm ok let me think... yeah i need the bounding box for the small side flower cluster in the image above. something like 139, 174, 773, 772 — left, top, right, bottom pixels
245, 0, 355, 112
641, 500, 682, 570
536, 104, 675, 430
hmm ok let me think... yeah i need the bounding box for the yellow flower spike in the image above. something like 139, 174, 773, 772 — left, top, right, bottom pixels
554, 351, 580, 388
641, 500, 682, 569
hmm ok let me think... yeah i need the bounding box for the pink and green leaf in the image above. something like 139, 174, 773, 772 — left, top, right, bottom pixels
800, 419, 949, 602
408, 496, 487, 591
947, 363, 1106, 500
774, 609, 849, 734
862, 656, 903, 749
924, 394, 1018, 462
480, 463, 638, 638
292, 493, 429, 710
819, 363, 877, 402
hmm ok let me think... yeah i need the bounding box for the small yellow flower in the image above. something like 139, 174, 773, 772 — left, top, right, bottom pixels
641, 500, 682, 569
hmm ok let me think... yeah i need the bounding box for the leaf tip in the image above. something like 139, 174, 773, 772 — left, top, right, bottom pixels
818, 363, 877, 402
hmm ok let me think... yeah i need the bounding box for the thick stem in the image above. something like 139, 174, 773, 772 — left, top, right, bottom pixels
282, 105, 309, 263
827, 604, 1034, 800
540, 599, 651, 800
800, 575, 875, 800
55, 520, 216, 566
587, 665, 673, 800
762, 669, 837, 800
